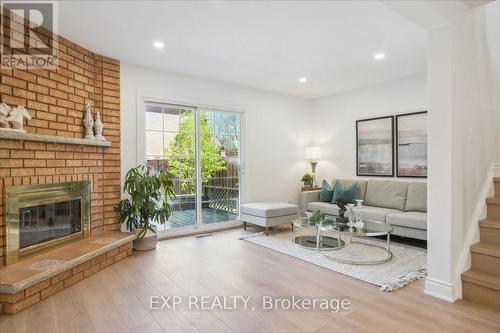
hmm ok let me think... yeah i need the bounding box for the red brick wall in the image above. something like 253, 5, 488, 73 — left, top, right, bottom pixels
0, 10, 121, 265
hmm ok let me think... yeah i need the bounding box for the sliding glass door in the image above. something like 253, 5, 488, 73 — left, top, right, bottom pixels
144, 101, 241, 232
200, 110, 240, 225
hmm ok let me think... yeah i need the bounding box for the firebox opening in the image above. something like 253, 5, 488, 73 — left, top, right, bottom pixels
19, 198, 82, 250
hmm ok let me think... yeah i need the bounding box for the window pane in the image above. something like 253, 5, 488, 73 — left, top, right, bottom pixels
146, 109, 163, 131
145, 131, 163, 156
227, 113, 240, 135
164, 111, 180, 133
179, 109, 195, 133
163, 132, 178, 153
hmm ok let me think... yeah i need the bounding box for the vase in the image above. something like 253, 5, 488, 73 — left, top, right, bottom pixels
346, 204, 355, 227
132, 225, 158, 251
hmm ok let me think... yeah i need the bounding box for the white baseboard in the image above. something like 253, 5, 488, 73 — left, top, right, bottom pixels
424, 277, 456, 302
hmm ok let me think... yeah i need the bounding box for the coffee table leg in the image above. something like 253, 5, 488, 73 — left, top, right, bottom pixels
387, 233, 391, 251
316, 227, 320, 252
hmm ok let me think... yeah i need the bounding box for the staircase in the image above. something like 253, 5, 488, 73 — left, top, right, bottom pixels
462, 178, 500, 309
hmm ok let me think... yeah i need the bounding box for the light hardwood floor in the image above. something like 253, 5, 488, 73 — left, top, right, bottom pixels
1, 228, 500, 333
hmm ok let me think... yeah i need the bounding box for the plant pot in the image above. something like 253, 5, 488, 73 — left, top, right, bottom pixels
132, 225, 158, 251
303, 180, 313, 187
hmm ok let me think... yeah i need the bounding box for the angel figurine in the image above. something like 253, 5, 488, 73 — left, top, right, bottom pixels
0, 103, 11, 128
83, 102, 94, 140
5, 105, 31, 131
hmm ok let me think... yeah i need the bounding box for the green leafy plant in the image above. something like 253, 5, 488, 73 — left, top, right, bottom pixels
165, 112, 226, 193
308, 210, 325, 225
301, 173, 313, 182
116, 164, 176, 238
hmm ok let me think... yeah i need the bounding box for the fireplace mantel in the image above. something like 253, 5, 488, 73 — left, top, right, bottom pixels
0, 130, 112, 147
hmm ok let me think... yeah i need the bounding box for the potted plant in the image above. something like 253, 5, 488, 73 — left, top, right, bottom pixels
117, 164, 176, 251
301, 173, 313, 187
307, 210, 325, 226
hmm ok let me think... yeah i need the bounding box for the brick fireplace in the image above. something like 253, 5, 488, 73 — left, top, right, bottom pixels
0, 8, 131, 314
0, 9, 122, 266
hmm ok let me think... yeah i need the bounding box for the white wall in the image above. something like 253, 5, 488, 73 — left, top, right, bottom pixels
425, 1, 500, 301
450, 2, 500, 297
120, 63, 312, 205
311, 74, 427, 182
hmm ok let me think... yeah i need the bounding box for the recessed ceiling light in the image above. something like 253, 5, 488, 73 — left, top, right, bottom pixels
298, 77, 308, 83
153, 41, 165, 49
374, 53, 385, 60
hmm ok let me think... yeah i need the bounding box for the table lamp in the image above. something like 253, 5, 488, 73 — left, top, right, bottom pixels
305, 146, 321, 186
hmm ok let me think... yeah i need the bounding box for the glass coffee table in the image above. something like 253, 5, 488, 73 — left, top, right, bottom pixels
318, 219, 393, 265
291, 218, 344, 251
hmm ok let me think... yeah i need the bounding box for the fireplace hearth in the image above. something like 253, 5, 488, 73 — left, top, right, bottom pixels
5, 181, 90, 264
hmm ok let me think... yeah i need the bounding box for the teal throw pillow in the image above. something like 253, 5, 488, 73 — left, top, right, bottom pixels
331, 181, 358, 204
319, 180, 336, 202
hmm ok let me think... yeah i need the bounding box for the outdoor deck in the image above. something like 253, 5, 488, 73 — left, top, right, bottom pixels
158, 207, 238, 231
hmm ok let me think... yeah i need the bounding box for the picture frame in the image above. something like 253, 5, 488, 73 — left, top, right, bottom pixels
396, 111, 428, 178
356, 115, 394, 177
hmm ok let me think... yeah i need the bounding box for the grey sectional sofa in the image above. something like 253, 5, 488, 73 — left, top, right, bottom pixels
301, 179, 427, 240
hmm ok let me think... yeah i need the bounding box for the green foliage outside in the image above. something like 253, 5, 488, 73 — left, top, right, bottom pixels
165, 112, 226, 194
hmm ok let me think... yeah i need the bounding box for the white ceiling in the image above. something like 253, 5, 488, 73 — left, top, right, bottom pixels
58, 1, 427, 99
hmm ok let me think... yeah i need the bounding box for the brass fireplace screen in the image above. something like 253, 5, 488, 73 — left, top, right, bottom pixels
5, 181, 91, 265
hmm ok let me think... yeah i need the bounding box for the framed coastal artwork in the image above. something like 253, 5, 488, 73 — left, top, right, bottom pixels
396, 111, 428, 178
356, 116, 394, 177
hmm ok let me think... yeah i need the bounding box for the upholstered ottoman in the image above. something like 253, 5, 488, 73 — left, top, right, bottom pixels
240, 202, 298, 235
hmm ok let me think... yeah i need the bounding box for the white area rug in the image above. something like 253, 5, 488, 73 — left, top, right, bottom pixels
241, 231, 427, 291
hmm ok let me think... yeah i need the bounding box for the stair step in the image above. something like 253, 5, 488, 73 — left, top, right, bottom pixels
479, 219, 500, 229
487, 199, 500, 219
494, 179, 500, 198
462, 269, 500, 292
471, 242, 500, 257
486, 197, 500, 205
462, 270, 500, 309
471, 243, 500, 275
479, 219, 500, 245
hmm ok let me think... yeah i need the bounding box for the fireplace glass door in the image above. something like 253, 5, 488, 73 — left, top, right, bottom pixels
19, 198, 82, 249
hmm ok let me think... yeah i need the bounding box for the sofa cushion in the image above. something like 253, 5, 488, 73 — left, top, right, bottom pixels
307, 202, 341, 216
335, 179, 367, 201
240, 202, 298, 218
364, 180, 409, 211
405, 182, 427, 212
386, 211, 427, 230
332, 181, 357, 204
362, 205, 401, 223
319, 180, 335, 202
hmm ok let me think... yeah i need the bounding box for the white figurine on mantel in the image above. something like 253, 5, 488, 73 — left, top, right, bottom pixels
83, 102, 94, 140
94, 111, 106, 142
5, 105, 31, 132
0, 103, 10, 128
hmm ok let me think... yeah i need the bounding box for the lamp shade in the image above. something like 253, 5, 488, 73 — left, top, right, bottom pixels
305, 146, 321, 160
